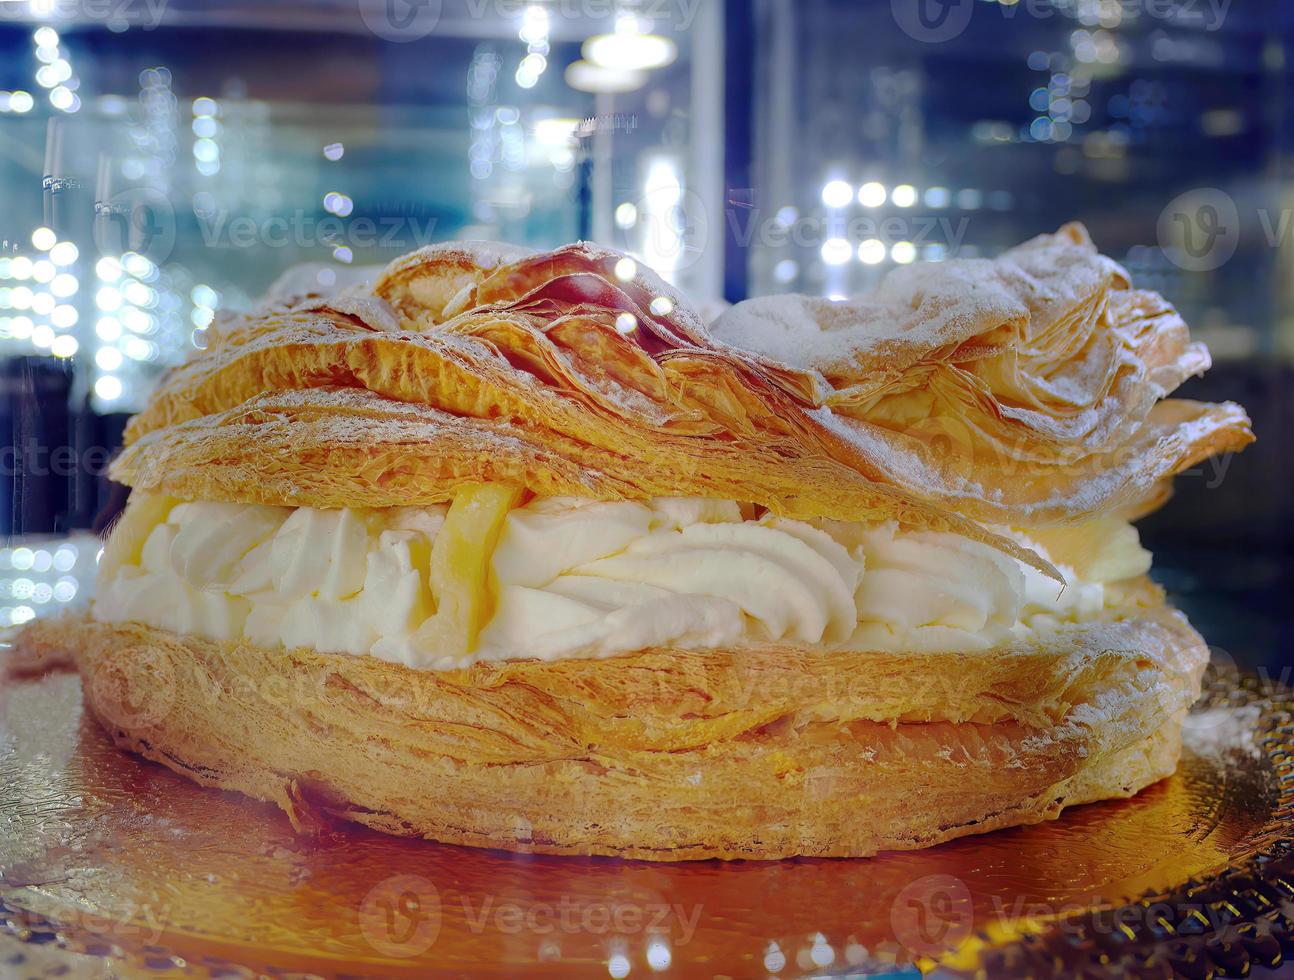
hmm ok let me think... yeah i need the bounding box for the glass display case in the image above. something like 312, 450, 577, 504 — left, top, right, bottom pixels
2, 5, 1294, 978
0, 0, 719, 418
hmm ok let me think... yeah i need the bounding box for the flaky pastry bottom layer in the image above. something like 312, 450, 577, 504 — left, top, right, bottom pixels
19, 608, 1207, 860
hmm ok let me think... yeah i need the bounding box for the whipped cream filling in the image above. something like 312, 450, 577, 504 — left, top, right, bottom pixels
93, 493, 1150, 669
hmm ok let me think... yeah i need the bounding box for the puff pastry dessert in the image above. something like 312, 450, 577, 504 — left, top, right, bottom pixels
19, 224, 1253, 860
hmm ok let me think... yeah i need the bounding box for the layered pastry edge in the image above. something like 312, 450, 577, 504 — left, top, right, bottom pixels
13, 223, 1250, 859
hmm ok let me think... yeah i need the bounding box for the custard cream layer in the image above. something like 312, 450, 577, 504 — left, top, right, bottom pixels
93, 493, 1151, 669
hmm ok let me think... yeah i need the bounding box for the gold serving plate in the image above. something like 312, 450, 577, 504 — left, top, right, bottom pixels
2, 658, 1291, 979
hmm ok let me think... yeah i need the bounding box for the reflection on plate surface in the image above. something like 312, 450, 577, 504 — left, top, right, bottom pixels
1, 663, 1290, 977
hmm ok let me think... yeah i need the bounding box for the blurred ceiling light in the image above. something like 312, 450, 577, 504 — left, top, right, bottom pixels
323, 191, 354, 217
583, 32, 677, 72
95, 375, 122, 401
821, 180, 853, 209
515, 52, 547, 88
924, 186, 951, 208
534, 117, 579, 147
49, 241, 78, 266
614, 202, 638, 228
891, 241, 917, 264
193, 138, 219, 163
95, 347, 122, 371
31, 227, 55, 251
564, 60, 647, 94
48, 85, 77, 112
1201, 108, 1244, 137
519, 4, 550, 46
821, 238, 852, 266
858, 182, 887, 208
891, 184, 918, 208
858, 239, 886, 265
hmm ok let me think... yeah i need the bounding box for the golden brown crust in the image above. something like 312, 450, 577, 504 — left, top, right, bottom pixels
59, 227, 1244, 860
20, 605, 1206, 860
375, 240, 533, 321
113, 228, 1251, 536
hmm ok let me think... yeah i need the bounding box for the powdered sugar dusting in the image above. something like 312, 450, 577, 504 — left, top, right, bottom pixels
1183, 703, 1264, 760
123, 223, 1253, 532
386, 239, 533, 276
713, 258, 1031, 378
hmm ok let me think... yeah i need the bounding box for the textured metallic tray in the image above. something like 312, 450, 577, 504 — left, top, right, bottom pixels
2, 655, 1291, 978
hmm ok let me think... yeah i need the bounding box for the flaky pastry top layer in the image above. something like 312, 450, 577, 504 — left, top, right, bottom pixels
112, 224, 1252, 569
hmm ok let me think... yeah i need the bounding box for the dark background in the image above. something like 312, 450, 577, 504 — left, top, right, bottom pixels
0, 0, 1288, 671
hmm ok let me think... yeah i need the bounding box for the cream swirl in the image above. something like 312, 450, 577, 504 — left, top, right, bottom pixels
94, 501, 443, 665
480, 500, 861, 659
94, 492, 1145, 667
